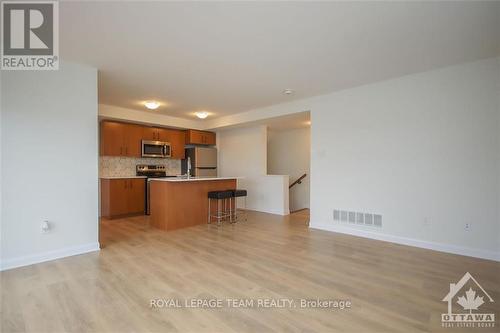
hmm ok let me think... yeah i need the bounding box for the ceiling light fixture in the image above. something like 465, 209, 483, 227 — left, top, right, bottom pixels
195, 111, 209, 119
144, 101, 160, 110
283, 89, 294, 95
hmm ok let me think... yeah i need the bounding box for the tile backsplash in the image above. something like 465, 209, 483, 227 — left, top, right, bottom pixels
99, 156, 181, 177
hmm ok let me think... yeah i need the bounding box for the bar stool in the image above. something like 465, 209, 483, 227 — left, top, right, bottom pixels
208, 190, 233, 225
231, 189, 248, 222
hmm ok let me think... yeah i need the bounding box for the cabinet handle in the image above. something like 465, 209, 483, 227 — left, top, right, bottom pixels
125, 147, 128, 155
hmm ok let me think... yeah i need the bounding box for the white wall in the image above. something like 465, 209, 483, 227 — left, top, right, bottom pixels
1, 62, 99, 270
218, 125, 267, 177
218, 125, 289, 215
310, 57, 500, 261
213, 57, 500, 261
238, 175, 289, 216
268, 127, 310, 211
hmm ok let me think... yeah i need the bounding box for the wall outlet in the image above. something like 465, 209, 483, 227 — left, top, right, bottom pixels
465, 223, 471, 231
41, 220, 51, 233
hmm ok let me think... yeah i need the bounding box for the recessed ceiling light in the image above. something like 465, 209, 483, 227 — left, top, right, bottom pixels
283, 89, 294, 95
144, 101, 160, 110
195, 111, 209, 119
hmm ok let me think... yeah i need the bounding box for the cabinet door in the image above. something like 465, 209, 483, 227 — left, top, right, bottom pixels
142, 127, 158, 141
123, 123, 143, 157
203, 132, 216, 145
156, 128, 171, 142
127, 179, 145, 214
186, 130, 204, 145
186, 130, 216, 145
164, 129, 185, 159
100, 121, 125, 156
109, 179, 129, 216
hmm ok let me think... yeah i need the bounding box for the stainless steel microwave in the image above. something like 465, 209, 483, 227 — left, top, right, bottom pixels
142, 140, 171, 158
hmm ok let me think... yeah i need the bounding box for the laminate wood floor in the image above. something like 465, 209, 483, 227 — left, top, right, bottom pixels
1, 211, 499, 332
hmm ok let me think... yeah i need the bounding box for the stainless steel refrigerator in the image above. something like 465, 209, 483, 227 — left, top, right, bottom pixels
181, 147, 217, 177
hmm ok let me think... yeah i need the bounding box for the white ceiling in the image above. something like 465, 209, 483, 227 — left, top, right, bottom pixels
61, 1, 500, 120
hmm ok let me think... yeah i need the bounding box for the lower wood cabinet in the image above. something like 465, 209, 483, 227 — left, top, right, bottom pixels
101, 178, 145, 218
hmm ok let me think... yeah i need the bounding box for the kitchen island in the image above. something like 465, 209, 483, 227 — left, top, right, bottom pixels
149, 177, 237, 231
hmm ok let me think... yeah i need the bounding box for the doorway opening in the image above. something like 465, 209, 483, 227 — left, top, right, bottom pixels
266, 111, 310, 221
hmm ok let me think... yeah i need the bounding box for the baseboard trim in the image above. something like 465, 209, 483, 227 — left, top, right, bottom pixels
291, 208, 310, 213
310, 223, 500, 262
0, 242, 101, 271
245, 207, 290, 216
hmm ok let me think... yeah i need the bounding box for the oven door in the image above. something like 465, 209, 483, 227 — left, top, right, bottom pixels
142, 140, 167, 158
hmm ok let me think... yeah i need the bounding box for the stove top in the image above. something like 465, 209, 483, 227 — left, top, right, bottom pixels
136, 164, 176, 178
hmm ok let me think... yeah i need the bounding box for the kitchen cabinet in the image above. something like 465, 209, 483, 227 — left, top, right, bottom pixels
142, 127, 170, 141
164, 129, 185, 159
101, 121, 189, 159
142, 127, 185, 159
185, 130, 216, 145
101, 178, 145, 218
142, 127, 159, 141
100, 121, 142, 157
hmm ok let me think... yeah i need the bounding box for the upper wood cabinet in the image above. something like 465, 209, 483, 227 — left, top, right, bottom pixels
142, 127, 159, 141
142, 127, 185, 159
100, 121, 142, 157
163, 129, 186, 159
185, 130, 216, 145
142, 127, 171, 142
101, 121, 187, 159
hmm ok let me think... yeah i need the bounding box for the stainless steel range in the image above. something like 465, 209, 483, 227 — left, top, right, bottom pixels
136, 165, 176, 214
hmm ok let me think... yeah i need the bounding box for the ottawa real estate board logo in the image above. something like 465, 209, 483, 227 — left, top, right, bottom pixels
1, 1, 58, 70
442, 272, 495, 328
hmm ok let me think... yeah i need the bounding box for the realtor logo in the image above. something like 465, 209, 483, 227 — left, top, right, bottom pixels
441, 272, 495, 328
1, 1, 59, 70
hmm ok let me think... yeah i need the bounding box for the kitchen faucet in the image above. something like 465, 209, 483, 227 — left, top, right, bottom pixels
187, 156, 191, 179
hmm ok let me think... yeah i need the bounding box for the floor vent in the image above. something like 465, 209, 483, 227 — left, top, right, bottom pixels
333, 209, 382, 227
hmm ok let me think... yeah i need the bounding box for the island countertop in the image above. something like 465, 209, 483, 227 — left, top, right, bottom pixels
149, 176, 240, 182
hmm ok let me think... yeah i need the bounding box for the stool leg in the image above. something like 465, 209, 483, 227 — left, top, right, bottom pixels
229, 197, 233, 223
244, 196, 247, 221
217, 199, 221, 226
225, 198, 228, 223
208, 198, 211, 224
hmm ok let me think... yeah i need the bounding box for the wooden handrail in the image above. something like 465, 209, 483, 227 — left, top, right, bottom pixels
289, 173, 307, 189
